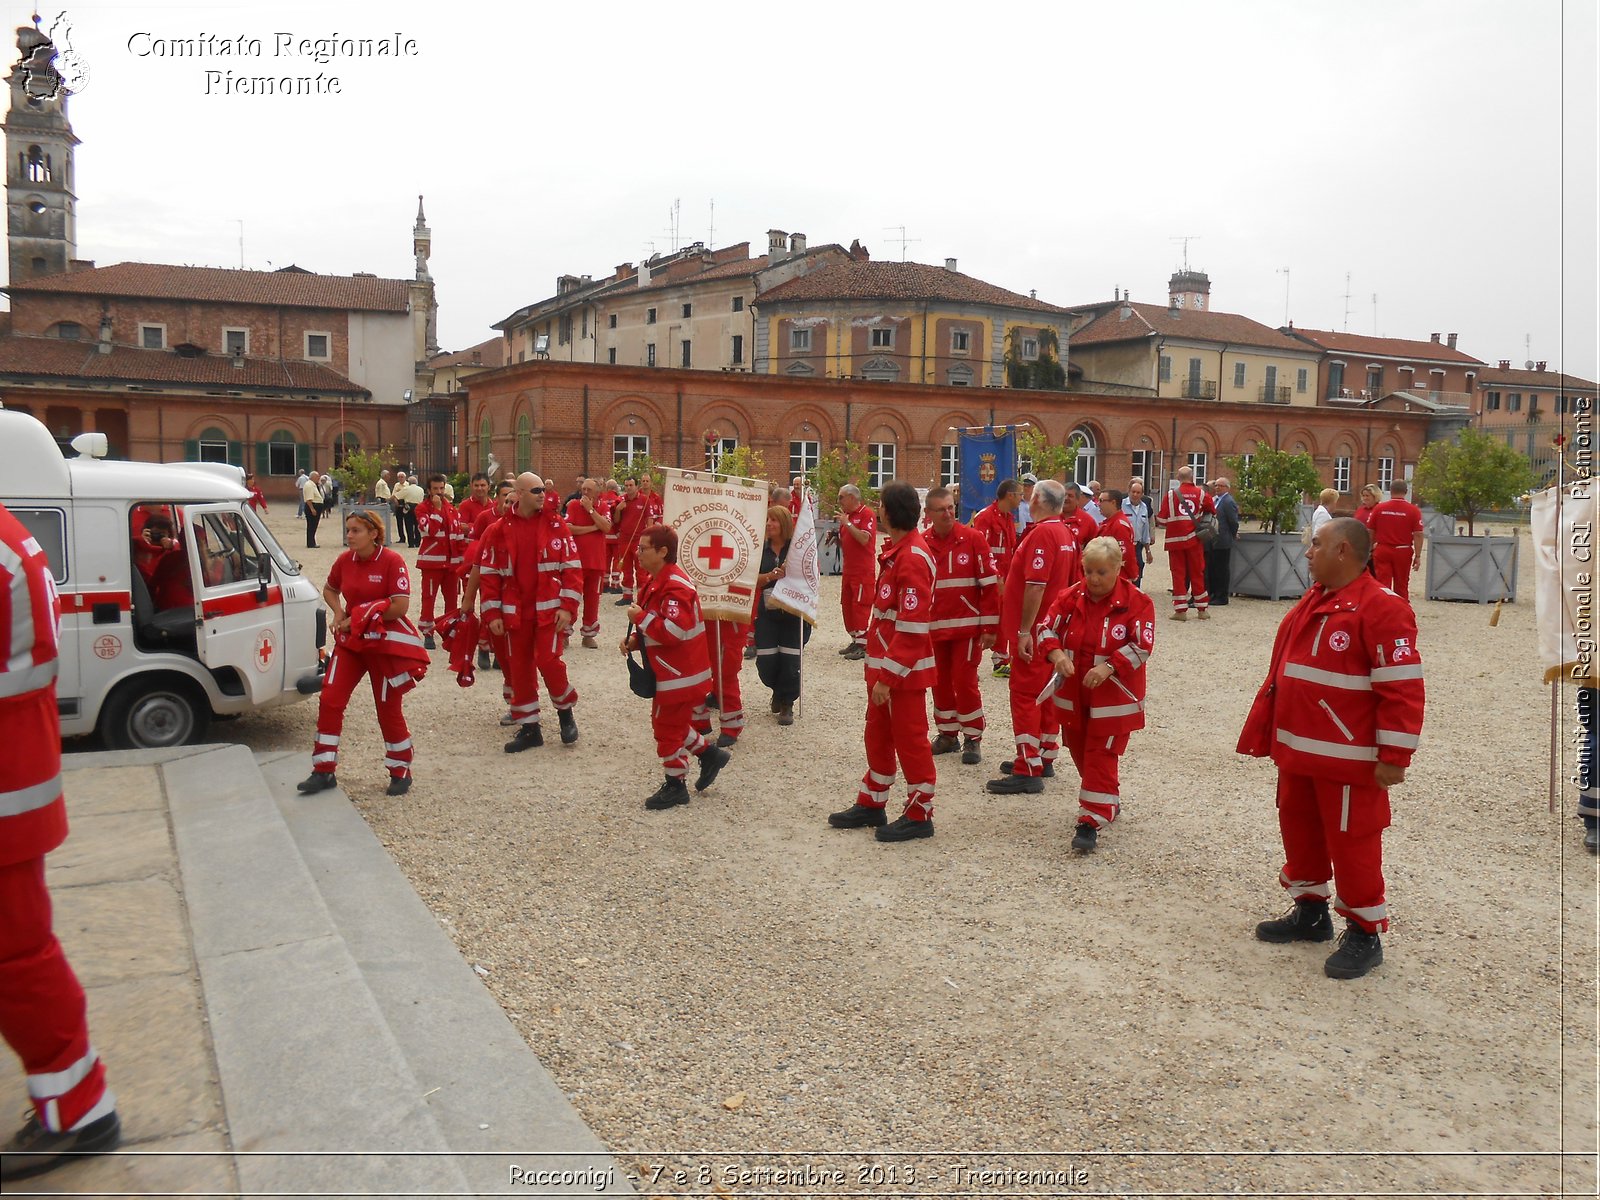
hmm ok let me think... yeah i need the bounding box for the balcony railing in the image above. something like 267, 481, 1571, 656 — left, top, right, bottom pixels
1181, 379, 1217, 399
1260, 385, 1292, 404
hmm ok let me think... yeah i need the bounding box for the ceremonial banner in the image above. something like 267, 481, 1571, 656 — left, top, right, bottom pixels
770, 489, 822, 625
1532, 479, 1598, 684
957, 425, 1018, 522
661, 468, 767, 623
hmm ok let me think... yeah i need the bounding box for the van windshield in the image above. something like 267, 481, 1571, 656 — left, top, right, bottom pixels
240, 505, 301, 576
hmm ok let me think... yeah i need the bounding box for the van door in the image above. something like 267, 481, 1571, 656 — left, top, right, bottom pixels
183, 503, 287, 703
7, 504, 81, 721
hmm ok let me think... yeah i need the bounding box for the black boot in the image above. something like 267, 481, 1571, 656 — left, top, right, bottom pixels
297, 772, 338, 794
1254, 901, 1335, 944
1071, 822, 1098, 852
999, 760, 1054, 778
504, 724, 544, 753
1586, 823, 1599, 854
385, 775, 412, 797
931, 734, 960, 755
558, 709, 579, 745
961, 738, 982, 765
644, 776, 690, 810
875, 814, 934, 842
986, 773, 1044, 795
423, 634, 437, 651
477, 649, 492, 671
828, 803, 886, 829
1324, 922, 1383, 979
694, 744, 731, 792
1, 1110, 121, 1182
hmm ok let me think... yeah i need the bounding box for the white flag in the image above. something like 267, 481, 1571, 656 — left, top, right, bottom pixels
1532, 480, 1599, 684
770, 489, 822, 625
660, 467, 767, 623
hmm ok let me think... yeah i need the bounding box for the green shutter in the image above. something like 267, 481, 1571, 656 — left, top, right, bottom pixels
183, 438, 199, 461
296, 443, 312, 472
255, 441, 270, 475
228, 440, 243, 467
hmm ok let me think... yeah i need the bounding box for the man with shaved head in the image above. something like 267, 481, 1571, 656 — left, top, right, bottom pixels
1241, 517, 1425, 980
480, 473, 584, 750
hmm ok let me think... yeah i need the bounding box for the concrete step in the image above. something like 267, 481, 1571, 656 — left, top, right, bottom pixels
253, 750, 631, 1196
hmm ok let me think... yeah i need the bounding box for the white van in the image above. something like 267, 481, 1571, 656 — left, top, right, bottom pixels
1, 407, 325, 747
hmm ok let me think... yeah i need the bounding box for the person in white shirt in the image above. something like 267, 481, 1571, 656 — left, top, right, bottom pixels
1312, 488, 1339, 537
295, 470, 310, 519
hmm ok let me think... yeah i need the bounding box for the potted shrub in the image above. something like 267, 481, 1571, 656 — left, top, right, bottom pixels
1415, 429, 1535, 603
331, 444, 396, 544
1223, 441, 1323, 600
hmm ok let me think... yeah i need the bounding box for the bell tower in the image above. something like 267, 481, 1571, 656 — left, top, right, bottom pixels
3, 17, 80, 283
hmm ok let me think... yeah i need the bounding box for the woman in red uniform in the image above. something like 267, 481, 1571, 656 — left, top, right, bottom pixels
622, 525, 731, 810
297, 509, 428, 797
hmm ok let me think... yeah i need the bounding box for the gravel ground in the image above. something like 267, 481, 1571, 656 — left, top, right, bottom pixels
238, 511, 1595, 1197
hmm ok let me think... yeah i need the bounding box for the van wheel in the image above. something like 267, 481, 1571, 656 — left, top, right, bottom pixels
100, 679, 210, 750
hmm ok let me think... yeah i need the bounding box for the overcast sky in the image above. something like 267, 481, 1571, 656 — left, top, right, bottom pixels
16, 1, 1598, 387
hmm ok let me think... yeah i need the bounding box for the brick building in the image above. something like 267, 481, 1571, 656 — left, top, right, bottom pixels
1283, 327, 1484, 405
1474, 360, 1597, 484
461, 359, 1435, 504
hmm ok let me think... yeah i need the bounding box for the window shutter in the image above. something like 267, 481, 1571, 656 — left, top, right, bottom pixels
296, 443, 312, 472
228, 440, 243, 467
183, 438, 199, 461
255, 441, 270, 475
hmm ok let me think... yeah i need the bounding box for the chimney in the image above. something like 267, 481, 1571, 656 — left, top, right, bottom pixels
767, 229, 789, 262
789, 232, 807, 255
232, 354, 246, 370
1430, 332, 1440, 343
1499, 360, 1511, 370
471, 350, 482, 365
1030, 289, 1037, 300
638, 259, 652, 287
1447, 333, 1458, 349
1536, 360, 1547, 372
945, 257, 957, 272
615, 262, 632, 280
1115, 287, 1121, 301
97, 315, 113, 354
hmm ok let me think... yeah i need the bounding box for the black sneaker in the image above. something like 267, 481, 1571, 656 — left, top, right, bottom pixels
998, 760, 1055, 778
385, 775, 412, 797
1586, 824, 1599, 854
875, 814, 934, 842
1071, 822, 1098, 852
961, 738, 982, 765
2, 1110, 121, 1182
644, 777, 691, 810
986, 773, 1044, 795
423, 634, 437, 651
1324, 922, 1383, 979
694, 745, 731, 792
828, 803, 887, 829
296, 772, 338, 794
1254, 901, 1335, 944
777, 705, 794, 726
614, 595, 632, 607
558, 709, 579, 745
837, 643, 856, 656
841, 644, 867, 661
744, 644, 757, 660
931, 734, 960, 755
477, 649, 492, 671
504, 724, 544, 753
714, 733, 738, 749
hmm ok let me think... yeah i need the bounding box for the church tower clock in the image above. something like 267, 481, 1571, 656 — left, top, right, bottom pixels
2, 17, 79, 283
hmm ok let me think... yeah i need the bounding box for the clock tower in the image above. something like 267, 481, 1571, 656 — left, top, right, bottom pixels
1168, 269, 1210, 312
3, 17, 79, 283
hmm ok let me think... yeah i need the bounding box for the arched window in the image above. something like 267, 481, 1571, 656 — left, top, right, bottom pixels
515, 413, 532, 474
265, 429, 299, 477
195, 427, 229, 464
24, 145, 49, 183
1067, 426, 1097, 486
479, 412, 493, 473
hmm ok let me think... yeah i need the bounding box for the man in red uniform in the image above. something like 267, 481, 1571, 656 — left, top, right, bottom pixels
564, 478, 613, 648
971, 478, 1021, 677
610, 477, 646, 602
481, 473, 583, 750
835, 484, 878, 660
456, 472, 493, 530
623, 525, 731, 809
923, 486, 998, 766
459, 480, 515, 675
789, 476, 805, 518
599, 479, 623, 592
1062, 482, 1101, 551
0, 502, 121, 1181
828, 481, 939, 842
987, 480, 1080, 794
1155, 465, 1215, 620
414, 473, 465, 649
1363, 483, 1424, 600
1242, 518, 1425, 979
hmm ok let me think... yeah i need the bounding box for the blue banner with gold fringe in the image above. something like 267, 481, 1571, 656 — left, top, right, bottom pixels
956, 425, 1018, 522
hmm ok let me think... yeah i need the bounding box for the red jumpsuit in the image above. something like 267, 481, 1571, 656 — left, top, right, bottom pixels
971, 500, 1018, 666
1036, 577, 1155, 828
636, 563, 716, 779
0, 503, 116, 1137
597, 489, 621, 587
692, 618, 750, 744
838, 502, 878, 646
1241, 572, 1426, 933
311, 547, 428, 782
564, 497, 609, 639
414, 497, 465, 637
1003, 517, 1080, 776
856, 530, 937, 821
480, 507, 581, 727
1098, 509, 1140, 582
456, 496, 492, 532
1156, 482, 1215, 613
1364, 499, 1424, 599
924, 522, 999, 744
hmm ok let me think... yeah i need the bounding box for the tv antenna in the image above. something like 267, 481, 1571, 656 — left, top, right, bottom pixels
1524, 333, 1532, 369
1371, 293, 1379, 336
1276, 266, 1291, 325
662, 198, 682, 253
1171, 235, 1201, 271
235, 219, 244, 269
707, 198, 714, 250
883, 225, 921, 261
1342, 271, 1353, 332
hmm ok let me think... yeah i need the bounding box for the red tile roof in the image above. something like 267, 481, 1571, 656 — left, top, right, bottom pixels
1069, 301, 1311, 353
0, 334, 368, 393
625, 252, 773, 297
4, 262, 412, 313
429, 337, 506, 369
756, 259, 1068, 313
1476, 365, 1596, 390
1286, 327, 1485, 365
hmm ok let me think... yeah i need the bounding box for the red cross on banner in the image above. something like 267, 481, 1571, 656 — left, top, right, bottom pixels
698, 534, 735, 570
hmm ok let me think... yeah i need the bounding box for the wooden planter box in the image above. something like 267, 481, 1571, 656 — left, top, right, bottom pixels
1425, 534, 1519, 604
1231, 532, 1310, 601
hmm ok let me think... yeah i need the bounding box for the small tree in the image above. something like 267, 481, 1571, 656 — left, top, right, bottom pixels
615, 452, 665, 492
1015, 426, 1078, 484
809, 441, 877, 517
1225, 441, 1322, 534
711, 443, 767, 484
331, 444, 394, 503
1413, 428, 1536, 535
